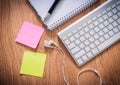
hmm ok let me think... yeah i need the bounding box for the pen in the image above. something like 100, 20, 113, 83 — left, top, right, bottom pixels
44, 0, 60, 21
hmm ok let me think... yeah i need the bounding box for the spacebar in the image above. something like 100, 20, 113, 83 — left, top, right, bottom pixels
98, 32, 120, 51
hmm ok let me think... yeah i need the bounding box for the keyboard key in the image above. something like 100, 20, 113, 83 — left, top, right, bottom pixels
103, 14, 108, 20
103, 28, 109, 33
112, 21, 118, 27
89, 23, 94, 29
116, 5, 120, 11
74, 50, 85, 59
74, 33, 80, 38
80, 36, 85, 42
62, 36, 67, 40
87, 19, 92, 24
108, 30, 114, 36
75, 39, 80, 45
112, 4, 116, 8
82, 22, 87, 27
85, 33, 90, 39
68, 33, 72, 37
118, 25, 120, 30
97, 13, 102, 18
98, 31, 104, 36
104, 34, 110, 39
99, 24, 104, 29
82, 55, 89, 62
92, 48, 99, 55
98, 17, 104, 23
64, 39, 70, 45
77, 58, 84, 66
72, 29, 77, 34
117, 12, 120, 17
90, 43, 95, 49
116, 1, 120, 5
77, 26, 82, 31
102, 10, 107, 14
87, 52, 93, 59
79, 30, 85, 35
92, 16, 97, 21
69, 36, 75, 42
107, 24, 113, 30
112, 8, 117, 14
68, 43, 76, 49
93, 20, 99, 26
103, 21, 109, 26
106, 7, 111, 11
107, 11, 113, 17
84, 27, 89, 32
108, 17, 114, 23
89, 37, 94, 43
94, 27, 100, 32
99, 36, 105, 42
79, 43, 85, 49
85, 46, 90, 52
84, 40, 90, 46
89, 30, 95, 35
71, 46, 80, 54
95, 40, 100, 46
113, 27, 119, 33
94, 34, 99, 39
112, 15, 118, 20
98, 32, 120, 51
117, 18, 120, 24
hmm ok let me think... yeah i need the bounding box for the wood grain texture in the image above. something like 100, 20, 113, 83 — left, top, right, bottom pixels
0, 0, 120, 85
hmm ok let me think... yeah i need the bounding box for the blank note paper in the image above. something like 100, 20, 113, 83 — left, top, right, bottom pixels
20, 51, 47, 77
15, 21, 44, 49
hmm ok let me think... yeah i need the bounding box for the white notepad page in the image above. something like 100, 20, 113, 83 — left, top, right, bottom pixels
28, 0, 98, 30
44, 0, 98, 30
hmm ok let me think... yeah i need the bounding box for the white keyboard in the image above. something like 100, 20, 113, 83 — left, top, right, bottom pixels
58, 0, 120, 67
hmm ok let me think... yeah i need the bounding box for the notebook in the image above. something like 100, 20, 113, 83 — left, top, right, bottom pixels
28, 0, 98, 30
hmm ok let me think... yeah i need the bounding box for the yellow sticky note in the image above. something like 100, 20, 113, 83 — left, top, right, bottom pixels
20, 51, 46, 77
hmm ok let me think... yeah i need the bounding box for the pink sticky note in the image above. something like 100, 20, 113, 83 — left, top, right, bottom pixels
16, 21, 44, 49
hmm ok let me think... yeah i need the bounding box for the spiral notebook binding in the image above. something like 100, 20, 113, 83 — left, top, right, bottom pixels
47, 0, 98, 30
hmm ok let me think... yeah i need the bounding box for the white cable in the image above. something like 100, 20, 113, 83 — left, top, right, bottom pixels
77, 68, 102, 85
53, 46, 70, 85
50, 43, 102, 85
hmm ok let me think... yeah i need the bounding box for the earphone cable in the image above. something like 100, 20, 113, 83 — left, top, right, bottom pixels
45, 40, 102, 85
53, 46, 70, 85
77, 68, 102, 85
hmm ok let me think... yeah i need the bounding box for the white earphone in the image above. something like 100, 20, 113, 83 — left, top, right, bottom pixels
44, 40, 102, 85
44, 40, 58, 48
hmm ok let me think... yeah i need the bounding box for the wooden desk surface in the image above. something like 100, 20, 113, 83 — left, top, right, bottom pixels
0, 0, 120, 85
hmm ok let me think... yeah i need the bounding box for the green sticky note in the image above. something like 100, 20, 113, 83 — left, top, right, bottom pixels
20, 51, 46, 77
38, 15, 42, 20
